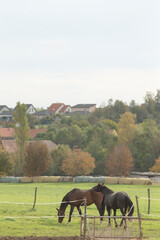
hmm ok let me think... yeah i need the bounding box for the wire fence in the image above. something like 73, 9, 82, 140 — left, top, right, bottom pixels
0, 187, 160, 239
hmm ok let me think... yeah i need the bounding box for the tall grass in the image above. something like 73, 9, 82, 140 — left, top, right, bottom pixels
0, 182, 159, 238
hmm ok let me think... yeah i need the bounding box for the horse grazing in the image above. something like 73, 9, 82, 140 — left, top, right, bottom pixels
92, 183, 134, 228
57, 188, 105, 223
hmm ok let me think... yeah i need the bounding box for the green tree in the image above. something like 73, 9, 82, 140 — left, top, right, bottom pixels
118, 112, 136, 145
55, 127, 69, 145
47, 144, 71, 175
68, 124, 83, 149
85, 122, 118, 175
13, 102, 30, 175
131, 119, 160, 171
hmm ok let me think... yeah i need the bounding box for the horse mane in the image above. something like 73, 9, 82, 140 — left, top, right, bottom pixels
102, 185, 114, 194
60, 188, 80, 211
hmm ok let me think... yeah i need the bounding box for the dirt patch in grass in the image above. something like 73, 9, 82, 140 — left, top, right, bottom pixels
0, 237, 81, 240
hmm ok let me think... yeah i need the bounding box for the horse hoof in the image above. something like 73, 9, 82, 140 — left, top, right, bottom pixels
115, 224, 118, 228
100, 220, 103, 225
124, 226, 127, 230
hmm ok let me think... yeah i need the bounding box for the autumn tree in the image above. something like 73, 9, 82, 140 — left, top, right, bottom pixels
24, 141, 52, 176
106, 144, 133, 176
13, 102, 30, 175
0, 146, 13, 175
118, 112, 136, 145
150, 157, 160, 173
61, 149, 95, 176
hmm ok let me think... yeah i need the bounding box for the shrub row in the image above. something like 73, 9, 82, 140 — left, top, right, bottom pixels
0, 176, 152, 185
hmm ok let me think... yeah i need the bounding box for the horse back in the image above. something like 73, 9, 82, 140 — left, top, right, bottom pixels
64, 188, 103, 206
107, 192, 129, 209
64, 188, 93, 205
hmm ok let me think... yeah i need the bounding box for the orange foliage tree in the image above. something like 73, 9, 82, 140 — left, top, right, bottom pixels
106, 144, 133, 176
150, 157, 160, 172
24, 141, 52, 176
61, 149, 95, 176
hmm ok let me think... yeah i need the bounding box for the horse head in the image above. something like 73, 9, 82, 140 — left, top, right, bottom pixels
92, 183, 104, 192
56, 208, 65, 223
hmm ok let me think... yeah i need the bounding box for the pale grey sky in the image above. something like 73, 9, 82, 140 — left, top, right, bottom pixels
0, 0, 160, 108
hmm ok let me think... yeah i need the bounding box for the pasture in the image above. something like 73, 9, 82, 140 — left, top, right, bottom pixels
0, 182, 160, 239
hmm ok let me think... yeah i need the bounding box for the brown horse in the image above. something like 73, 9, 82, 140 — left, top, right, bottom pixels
56, 188, 104, 223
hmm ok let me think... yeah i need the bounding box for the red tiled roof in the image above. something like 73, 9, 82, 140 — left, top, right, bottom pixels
30, 129, 47, 138
0, 128, 14, 138
48, 103, 64, 113
60, 105, 70, 112
0, 128, 47, 139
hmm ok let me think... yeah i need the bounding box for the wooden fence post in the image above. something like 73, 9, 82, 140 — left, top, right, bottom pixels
136, 196, 143, 239
33, 187, 37, 209
148, 188, 150, 214
83, 197, 87, 240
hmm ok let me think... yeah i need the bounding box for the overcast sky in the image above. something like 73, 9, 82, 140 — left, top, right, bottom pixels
0, 0, 160, 108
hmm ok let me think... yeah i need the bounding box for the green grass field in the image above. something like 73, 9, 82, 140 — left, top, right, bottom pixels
0, 182, 160, 238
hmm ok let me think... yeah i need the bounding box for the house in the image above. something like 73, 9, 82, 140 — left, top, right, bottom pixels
47, 103, 71, 114
71, 104, 96, 115
0, 104, 37, 121
0, 110, 14, 121
0, 139, 57, 153
33, 110, 53, 120
14, 104, 37, 115
0, 128, 47, 139
0, 105, 11, 113
25, 104, 37, 114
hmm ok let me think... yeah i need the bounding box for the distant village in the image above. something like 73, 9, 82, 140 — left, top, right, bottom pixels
0, 103, 97, 140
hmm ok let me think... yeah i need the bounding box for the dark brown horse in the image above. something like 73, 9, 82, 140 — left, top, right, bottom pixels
92, 183, 134, 229
57, 188, 105, 223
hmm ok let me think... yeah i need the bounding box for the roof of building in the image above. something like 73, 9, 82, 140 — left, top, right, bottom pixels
47, 103, 64, 113
59, 105, 71, 112
14, 104, 36, 111
30, 129, 47, 138
0, 110, 14, 116
0, 105, 10, 111
72, 104, 96, 108
33, 110, 53, 116
0, 128, 14, 138
0, 128, 47, 139
0, 139, 57, 153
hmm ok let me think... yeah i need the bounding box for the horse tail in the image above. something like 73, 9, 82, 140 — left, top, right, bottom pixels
126, 195, 134, 217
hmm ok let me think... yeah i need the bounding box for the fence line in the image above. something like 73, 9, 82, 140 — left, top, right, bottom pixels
139, 196, 160, 201
0, 198, 85, 205
142, 213, 160, 218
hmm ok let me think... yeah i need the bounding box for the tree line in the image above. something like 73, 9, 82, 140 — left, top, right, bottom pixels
1, 90, 160, 176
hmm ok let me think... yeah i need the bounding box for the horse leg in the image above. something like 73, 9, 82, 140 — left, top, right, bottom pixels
119, 208, 126, 229
76, 205, 83, 221
113, 209, 118, 228
97, 206, 104, 224
107, 208, 111, 227
68, 204, 74, 223
77, 205, 82, 216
